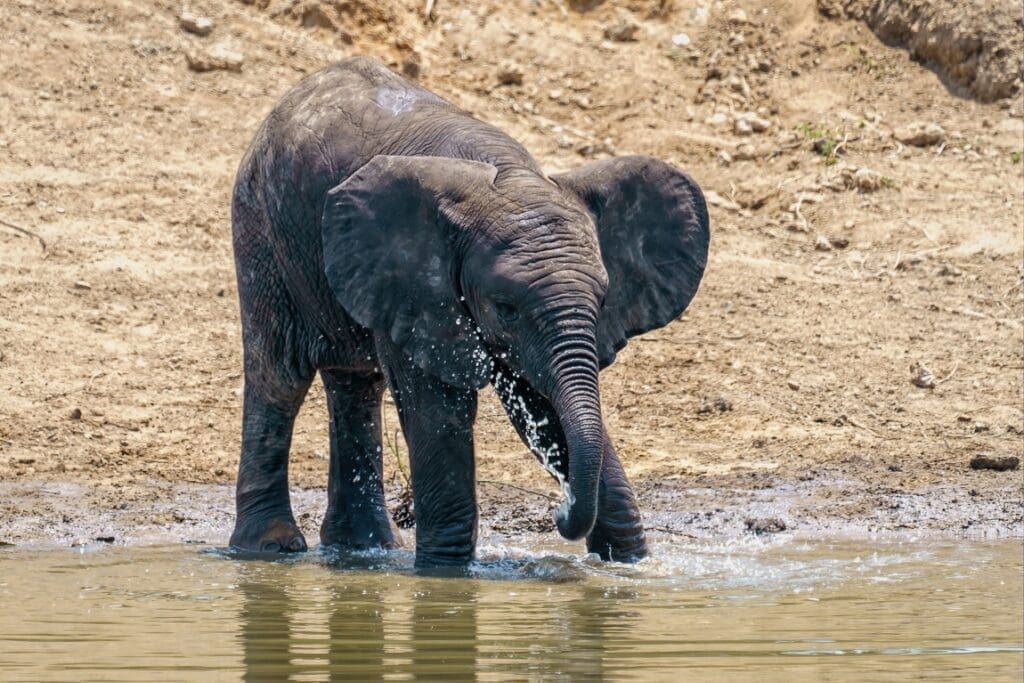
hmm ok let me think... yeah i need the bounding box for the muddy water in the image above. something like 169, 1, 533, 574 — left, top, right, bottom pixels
0, 537, 1020, 682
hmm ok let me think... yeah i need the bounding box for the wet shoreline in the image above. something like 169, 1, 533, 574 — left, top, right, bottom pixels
2, 472, 1019, 550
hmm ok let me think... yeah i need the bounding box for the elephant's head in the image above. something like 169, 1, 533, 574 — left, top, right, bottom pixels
321, 155, 709, 541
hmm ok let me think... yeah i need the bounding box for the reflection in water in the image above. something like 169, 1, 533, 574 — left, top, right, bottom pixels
236, 563, 638, 681
239, 579, 294, 682
409, 584, 478, 681
327, 582, 387, 677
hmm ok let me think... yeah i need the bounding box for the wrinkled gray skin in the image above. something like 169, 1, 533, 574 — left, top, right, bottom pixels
229, 57, 709, 568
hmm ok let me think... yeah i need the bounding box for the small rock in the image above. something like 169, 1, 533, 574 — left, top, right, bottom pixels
697, 395, 733, 415
727, 8, 749, 24
853, 167, 883, 192
829, 235, 850, 249
577, 139, 615, 157
603, 17, 641, 42
894, 122, 945, 147
186, 44, 243, 73
94, 536, 116, 544
734, 117, 753, 136
910, 361, 935, 389
671, 33, 691, 47
495, 62, 524, 86
69, 407, 82, 420
734, 111, 771, 135
969, 454, 1019, 472
179, 11, 214, 36
400, 54, 421, 79
705, 112, 729, 126
733, 143, 758, 160
73, 281, 91, 290
570, 94, 591, 109
745, 517, 786, 534
814, 234, 833, 251
786, 380, 800, 391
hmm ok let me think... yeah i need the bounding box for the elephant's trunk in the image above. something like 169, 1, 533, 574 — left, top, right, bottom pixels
543, 318, 605, 541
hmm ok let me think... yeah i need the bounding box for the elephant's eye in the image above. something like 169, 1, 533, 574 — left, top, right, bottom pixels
494, 301, 519, 325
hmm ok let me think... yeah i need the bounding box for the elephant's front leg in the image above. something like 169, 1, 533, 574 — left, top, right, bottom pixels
586, 438, 647, 562
492, 364, 647, 562
377, 338, 479, 569
319, 368, 396, 550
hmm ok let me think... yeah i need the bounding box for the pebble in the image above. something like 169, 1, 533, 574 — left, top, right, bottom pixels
733, 143, 759, 160
495, 62, 524, 86
603, 18, 641, 42
734, 111, 771, 135
894, 122, 945, 147
910, 361, 936, 389
179, 11, 213, 37
705, 112, 728, 126
727, 8, 750, 24
853, 167, 883, 192
969, 454, 1020, 472
745, 517, 786, 534
671, 33, 691, 47
401, 55, 421, 79
186, 44, 243, 73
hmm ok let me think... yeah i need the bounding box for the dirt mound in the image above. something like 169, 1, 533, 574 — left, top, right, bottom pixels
818, 0, 1024, 101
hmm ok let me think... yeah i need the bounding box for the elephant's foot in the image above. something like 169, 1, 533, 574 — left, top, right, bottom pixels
587, 522, 648, 563
319, 508, 399, 550
230, 516, 308, 553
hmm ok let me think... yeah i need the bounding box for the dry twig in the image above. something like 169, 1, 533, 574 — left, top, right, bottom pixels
0, 218, 46, 252
478, 479, 560, 501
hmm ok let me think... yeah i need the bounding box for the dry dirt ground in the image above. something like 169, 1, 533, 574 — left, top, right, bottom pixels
1, 0, 1022, 549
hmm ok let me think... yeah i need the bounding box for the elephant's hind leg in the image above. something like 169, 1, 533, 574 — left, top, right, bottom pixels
230, 375, 312, 553
319, 368, 397, 549
229, 193, 314, 553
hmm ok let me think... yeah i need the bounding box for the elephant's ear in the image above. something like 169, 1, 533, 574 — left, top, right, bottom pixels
552, 156, 710, 367
322, 155, 498, 389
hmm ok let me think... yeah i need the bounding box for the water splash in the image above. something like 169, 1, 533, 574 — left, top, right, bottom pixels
491, 367, 573, 507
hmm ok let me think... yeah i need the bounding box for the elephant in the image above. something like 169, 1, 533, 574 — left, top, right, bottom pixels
228, 56, 709, 568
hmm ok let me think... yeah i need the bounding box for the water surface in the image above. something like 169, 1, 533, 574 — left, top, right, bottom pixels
0, 536, 1020, 681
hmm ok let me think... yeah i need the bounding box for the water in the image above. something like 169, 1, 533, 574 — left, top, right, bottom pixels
0, 536, 1020, 682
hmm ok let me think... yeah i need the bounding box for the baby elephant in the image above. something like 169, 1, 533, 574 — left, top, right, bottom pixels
229, 57, 709, 568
